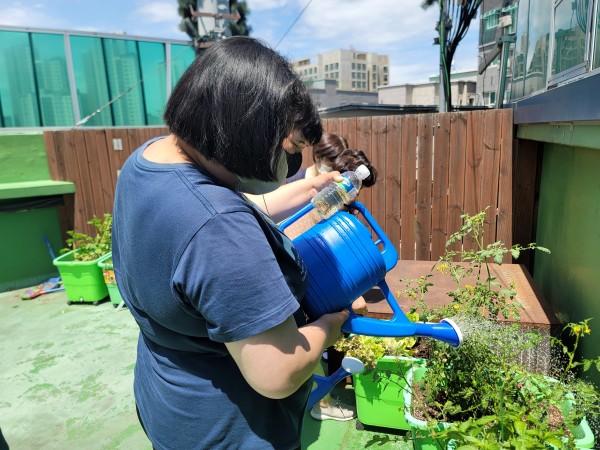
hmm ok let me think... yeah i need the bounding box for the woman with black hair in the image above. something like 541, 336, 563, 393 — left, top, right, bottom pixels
112, 37, 349, 450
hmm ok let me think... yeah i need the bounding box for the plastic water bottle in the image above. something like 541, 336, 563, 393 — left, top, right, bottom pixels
311, 164, 370, 219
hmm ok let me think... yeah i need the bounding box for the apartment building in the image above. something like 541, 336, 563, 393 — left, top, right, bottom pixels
291, 49, 390, 92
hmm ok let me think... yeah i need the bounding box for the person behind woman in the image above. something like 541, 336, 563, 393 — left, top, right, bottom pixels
285, 132, 349, 183
111, 37, 349, 450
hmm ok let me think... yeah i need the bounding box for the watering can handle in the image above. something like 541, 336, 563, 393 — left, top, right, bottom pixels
350, 202, 398, 272
342, 279, 415, 336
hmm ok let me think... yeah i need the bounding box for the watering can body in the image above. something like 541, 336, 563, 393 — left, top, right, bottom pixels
279, 202, 462, 347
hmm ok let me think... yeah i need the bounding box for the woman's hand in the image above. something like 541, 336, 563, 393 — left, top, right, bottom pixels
305, 171, 343, 199
351, 296, 368, 316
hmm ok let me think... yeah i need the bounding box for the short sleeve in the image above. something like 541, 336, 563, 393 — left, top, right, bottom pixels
172, 210, 300, 343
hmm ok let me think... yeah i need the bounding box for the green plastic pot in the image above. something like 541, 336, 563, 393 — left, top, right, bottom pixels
53, 249, 109, 304
97, 252, 124, 307
353, 356, 424, 431
404, 367, 595, 450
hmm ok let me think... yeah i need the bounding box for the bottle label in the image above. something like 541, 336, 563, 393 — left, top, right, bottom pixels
336, 178, 353, 194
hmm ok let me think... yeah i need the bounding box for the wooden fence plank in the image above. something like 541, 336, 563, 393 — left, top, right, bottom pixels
463, 110, 485, 251
385, 115, 402, 253
480, 110, 501, 248
371, 116, 387, 230
73, 130, 101, 234
447, 112, 468, 258
43, 132, 60, 180
88, 129, 114, 214
324, 118, 342, 136
341, 117, 357, 149
431, 113, 451, 260
416, 114, 433, 260
497, 109, 513, 261
400, 115, 417, 260
59, 131, 88, 236
356, 116, 373, 212
103, 129, 125, 180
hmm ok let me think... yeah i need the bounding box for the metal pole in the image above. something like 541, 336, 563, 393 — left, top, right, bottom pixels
496, 35, 516, 109
439, 0, 447, 112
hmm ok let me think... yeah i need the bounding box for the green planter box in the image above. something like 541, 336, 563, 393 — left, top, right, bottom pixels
97, 252, 124, 307
404, 367, 595, 450
353, 356, 424, 431
53, 250, 109, 304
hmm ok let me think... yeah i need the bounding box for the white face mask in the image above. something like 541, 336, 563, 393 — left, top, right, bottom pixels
318, 163, 332, 174
237, 151, 288, 194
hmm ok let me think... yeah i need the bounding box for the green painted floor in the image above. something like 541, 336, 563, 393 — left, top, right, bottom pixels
0, 287, 412, 449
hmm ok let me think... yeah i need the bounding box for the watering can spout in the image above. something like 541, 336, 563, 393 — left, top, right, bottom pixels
414, 318, 463, 348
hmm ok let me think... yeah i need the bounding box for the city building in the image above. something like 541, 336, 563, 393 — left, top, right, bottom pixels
0, 26, 196, 128
303, 79, 378, 110
291, 49, 389, 93
378, 69, 477, 107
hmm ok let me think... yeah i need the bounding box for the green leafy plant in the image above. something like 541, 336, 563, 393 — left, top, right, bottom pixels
334, 332, 418, 372
61, 213, 112, 262
401, 210, 599, 448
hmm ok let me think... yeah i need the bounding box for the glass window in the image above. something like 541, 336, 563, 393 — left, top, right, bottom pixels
552, 0, 589, 76
352, 63, 355, 69
0, 30, 41, 127
481, 9, 500, 45
594, 1, 600, 69
511, 0, 529, 98
138, 41, 166, 125
70, 35, 112, 126
103, 38, 145, 126
502, 4, 518, 34
524, 0, 552, 96
335, 63, 339, 69
31, 33, 74, 126
171, 44, 195, 88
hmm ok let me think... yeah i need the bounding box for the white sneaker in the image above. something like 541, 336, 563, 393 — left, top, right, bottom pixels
310, 399, 356, 421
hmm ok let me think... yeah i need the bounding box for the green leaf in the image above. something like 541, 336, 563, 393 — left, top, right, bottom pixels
511, 248, 520, 259
514, 419, 527, 435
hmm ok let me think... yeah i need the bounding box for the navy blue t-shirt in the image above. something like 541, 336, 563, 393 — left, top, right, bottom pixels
112, 138, 311, 449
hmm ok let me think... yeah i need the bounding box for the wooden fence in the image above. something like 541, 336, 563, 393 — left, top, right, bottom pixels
44, 109, 514, 262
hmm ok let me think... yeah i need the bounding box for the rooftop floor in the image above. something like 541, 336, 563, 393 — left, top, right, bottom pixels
0, 287, 412, 449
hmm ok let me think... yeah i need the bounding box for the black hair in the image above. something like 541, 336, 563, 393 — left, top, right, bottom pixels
164, 37, 316, 181
295, 103, 323, 146
333, 149, 378, 187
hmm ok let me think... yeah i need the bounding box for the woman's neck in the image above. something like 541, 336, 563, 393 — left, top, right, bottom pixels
174, 135, 239, 190
305, 164, 319, 179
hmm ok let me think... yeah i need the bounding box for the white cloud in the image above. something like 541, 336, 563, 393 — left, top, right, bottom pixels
0, 2, 64, 28
132, 1, 181, 25
247, 0, 290, 11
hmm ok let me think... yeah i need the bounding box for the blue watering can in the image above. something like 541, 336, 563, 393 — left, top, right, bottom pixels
306, 356, 365, 410
279, 201, 462, 347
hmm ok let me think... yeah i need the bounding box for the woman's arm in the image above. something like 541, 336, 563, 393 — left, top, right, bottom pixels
225, 310, 349, 399
245, 171, 343, 222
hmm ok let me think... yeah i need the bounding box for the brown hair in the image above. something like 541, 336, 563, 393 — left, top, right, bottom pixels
312, 132, 349, 165
333, 149, 378, 187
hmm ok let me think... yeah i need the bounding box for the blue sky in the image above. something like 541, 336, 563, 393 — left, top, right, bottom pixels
1, 0, 480, 84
